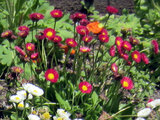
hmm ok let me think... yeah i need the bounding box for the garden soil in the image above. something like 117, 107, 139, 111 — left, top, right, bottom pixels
48, 0, 134, 14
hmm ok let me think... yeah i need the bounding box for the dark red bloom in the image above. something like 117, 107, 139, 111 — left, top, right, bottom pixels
80, 19, 89, 26
120, 77, 134, 90
122, 41, 132, 51
129, 36, 139, 45
52, 35, 62, 43
98, 34, 109, 43
1, 30, 13, 38
65, 38, 77, 47
131, 50, 141, 63
106, 6, 118, 14
50, 9, 63, 18
44, 28, 56, 40
76, 25, 89, 36
35, 31, 45, 40
18, 26, 30, 32
79, 81, 92, 94
141, 53, 149, 64
120, 52, 129, 61
111, 63, 118, 73
100, 29, 108, 36
109, 45, 116, 57
14, 46, 26, 56
18, 31, 29, 38
82, 35, 93, 43
29, 13, 44, 22
151, 40, 159, 54
70, 12, 87, 22
45, 69, 59, 83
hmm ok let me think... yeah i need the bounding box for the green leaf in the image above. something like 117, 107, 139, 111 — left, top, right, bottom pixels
91, 91, 98, 105
24, 63, 32, 79
55, 91, 71, 110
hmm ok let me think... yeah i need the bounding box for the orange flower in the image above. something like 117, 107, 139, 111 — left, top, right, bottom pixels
86, 21, 103, 34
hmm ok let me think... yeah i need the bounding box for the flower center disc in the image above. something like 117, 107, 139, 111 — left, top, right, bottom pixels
123, 81, 129, 87
47, 31, 53, 37
48, 73, 55, 80
82, 85, 88, 91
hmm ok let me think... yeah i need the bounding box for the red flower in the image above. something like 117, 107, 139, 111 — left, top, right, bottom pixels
141, 53, 149, 64
82, 35, 93, 43
106, 6, 118, 14
115, 37, 123, 48
120, 77, 134, 90
111, 63, 118, 73
80, 46, 91, 53
109, 45, 116, 57
35, 31, 45, 40
1, 30, 13, 38
14, 46, 26, 56
18, 26, 30, 32
151, 40, 159, 54
76, 25, 89, 36
129, 36, 139, 45
18, 31, 29, 38
122, 41, 132, 51
31, 52, 39, 60
131, 50, 141, 63
29, 13, 44, 22
100, 29, 108, 36
80, 19, 89, 26
26, 43, 35, 52
70, 12, 87, 22
120, 53, 129, 61
50, 9, 63, 18
98, 34, 109, 43
45, 69, 59, 83
44, 28, 56, 40
65, 38, 77, 48
79, 81, 92, 94
11, 66, 24, 74
52, 35, 62, 43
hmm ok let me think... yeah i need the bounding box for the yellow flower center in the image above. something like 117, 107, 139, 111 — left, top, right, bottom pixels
5, 32, 9, 35
124, 44, 128, 48
18, 103, 24, 108
134, 54, 138, 59
27, 46, 32, 50
48, 73, 55, 80
15, 68, 21, 73
117, 41, 120, 46
47, 31, 53, 37
123, 81, 129, 87
33, 90, 38, 93
54, 12, 59, 15
82, 85, 88, 91
69, 41, 73, 45
57, 117, 63, 120
85, 38, 88, 41
15, 97, 20, 100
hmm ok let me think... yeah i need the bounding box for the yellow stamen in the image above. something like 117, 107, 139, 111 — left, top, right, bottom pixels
123, 81, 129, 87
82, 85, 88, 91
48, 73, 55, 80
47, 31, 53, 37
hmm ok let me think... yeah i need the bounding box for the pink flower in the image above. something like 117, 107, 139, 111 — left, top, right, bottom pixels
109, 45, 116, 57
111, 63, 118, 73
120, 52, 129, 61
82, 35, 93, 43
106, 6, 118, 14
100, 29, 108, 36
65, 38, 77, 48
29, 13, 44, 22
79, 81, 92, 94
115, 37, 123, 48
151, 40, 159, 54
131, 50, 141, 63
31, 52, 39, 60
80, 46, 91, 53
50, 9, 63, 18
14, 46, 26, 56
26, 43, 35, 51
120, 77, 134, 90
18, 26, 30, 32
76, 25, 89, 36
1, 30, 13, 38
122, 41, 132, 51
98, 34, 109, 43
44, 28, 56, 40
18, 31, 29, 38
70, 12, 87, 22
52, 35, 62, 43
80, 19, 89, 26
45, 69, 59, 83
129, 36, 139, 45
141, 53, 149, 64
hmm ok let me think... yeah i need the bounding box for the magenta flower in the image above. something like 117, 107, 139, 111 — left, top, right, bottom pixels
106, 6, 118, 14
151, 40, 159, 54
131, 50, 141, 63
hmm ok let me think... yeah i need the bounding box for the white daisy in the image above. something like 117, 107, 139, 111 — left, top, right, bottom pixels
17, 90, 27, 100
147, 99, 160, 109
57, 109, 71, 119
135, 118, 146, 120
9, 94, 23, 103
53, 116, 71, 120
137, 108, 152, 118
17, 101, 29, 110
28, 114, 40, 120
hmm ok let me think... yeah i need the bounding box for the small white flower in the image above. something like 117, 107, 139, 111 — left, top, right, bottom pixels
28, 93, 33, 99
17, 101, 29, 110
147, 99, 160, 109
135, 118, 146, 120
57, 109, 71, 119
22, 83, 44, 97
28, 114, 40, 120
17, 90, 27, 100
137, 108, 152, 118
9, 95, 23, 103
53, 116, 71, 120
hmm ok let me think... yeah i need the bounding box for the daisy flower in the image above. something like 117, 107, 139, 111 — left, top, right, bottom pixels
137, 108, 152, 118
28, 114, 40, 120
44, 28, 56, 40
9, 95, 24, 103
79, 81, 92, 93
45, 69, 59, 83
131, 50, 141, 63
120, 77, 134, 90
